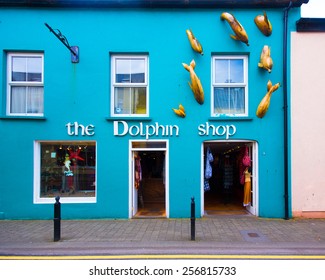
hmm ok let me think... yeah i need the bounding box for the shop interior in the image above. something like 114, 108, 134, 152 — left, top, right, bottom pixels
134, 151, 166, 217
203, 141, 253, 216
133, 142, 253, 218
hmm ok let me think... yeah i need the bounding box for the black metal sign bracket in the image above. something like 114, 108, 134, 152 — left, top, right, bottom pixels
45, 23, 79, 63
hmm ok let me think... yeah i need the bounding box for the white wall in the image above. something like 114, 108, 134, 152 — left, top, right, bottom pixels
291, 32, 325, 217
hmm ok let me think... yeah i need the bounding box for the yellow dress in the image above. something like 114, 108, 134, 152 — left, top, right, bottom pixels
243, 168, 251, 206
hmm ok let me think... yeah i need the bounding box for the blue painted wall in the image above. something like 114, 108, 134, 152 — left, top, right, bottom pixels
0, 6, 301, 219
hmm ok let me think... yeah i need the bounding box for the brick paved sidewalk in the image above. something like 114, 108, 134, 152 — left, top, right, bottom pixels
0, 216, 324, 256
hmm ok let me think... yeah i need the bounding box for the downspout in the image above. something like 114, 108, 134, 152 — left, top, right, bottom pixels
283, 1, 292, 220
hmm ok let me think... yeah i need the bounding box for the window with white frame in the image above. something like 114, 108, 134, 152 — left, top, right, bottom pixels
7, 53, 44, 116
34, 141, 96, 203
212, 55, 248, 116
111, 55, 148, 117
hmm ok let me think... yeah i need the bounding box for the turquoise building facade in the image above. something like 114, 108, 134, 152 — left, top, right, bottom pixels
0, 0, 308, 219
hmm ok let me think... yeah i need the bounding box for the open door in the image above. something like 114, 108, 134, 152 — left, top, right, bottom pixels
130, 141, 169, 218
202, 140, 258, 216
245, 142, 258, 215
132, 152, 139, 216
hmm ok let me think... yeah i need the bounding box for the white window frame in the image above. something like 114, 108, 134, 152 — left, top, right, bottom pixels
111, 54, 149, 117
6, 52, 44, 117
33, 141, 97, 204
211, 55, 248, 117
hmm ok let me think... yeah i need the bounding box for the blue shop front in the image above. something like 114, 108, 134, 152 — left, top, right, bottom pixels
0, 0, 308, 219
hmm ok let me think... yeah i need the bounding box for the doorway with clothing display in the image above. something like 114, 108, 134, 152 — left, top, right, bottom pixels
130, 141, 168, 218
202, 140, 258, 216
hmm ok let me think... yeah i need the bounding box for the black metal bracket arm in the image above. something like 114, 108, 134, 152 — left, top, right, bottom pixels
45, 23, 79, 63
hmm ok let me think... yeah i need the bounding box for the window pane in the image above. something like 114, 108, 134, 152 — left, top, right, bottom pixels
214, 87, 229, 113
114, 87, 131, 114
27, 57, 42, 82
12, 56, 42, 82
229, 59, 244, 83
214, 59, 244, 83
215, 59, 228, 83
10, 86, 44, 114
116, 59, 130, 83
229, 87, 245, 113
27, 87, 44, 114
214, 87, 245, 114
132, 141, 166, 149
131, 59, 145, 83
40, 142, 96, 198
10, 86, 26, 113
115, 58, 145, 83
12, 57, 27, 81
114, 87, 147, 114
131, 87, 146, 114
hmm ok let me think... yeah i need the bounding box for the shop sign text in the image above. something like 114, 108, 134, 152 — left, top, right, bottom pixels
66, 122, 95, 136
65, 121, 236, 139
198, 122, 236, 139
114, 121, 179, 140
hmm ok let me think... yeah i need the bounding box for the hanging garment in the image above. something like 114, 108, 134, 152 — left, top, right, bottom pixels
204, 179, 210, 192
243, 168, 251, 206
204, 147, 214, 192
134, 155, 142, 190
205, 147, 213, 179
239, 146, 250, 185
242, 146, 251, 167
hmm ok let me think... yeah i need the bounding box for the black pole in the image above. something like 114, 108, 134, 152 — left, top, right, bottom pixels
53, 196, 61, 242
190, 197, 195, 241
283, 1, 292, 220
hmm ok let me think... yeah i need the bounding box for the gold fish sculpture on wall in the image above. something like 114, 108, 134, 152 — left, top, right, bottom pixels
186, 29, 203, 55
258, 45, 273, 73
254, 11, 272, 37
172, 104, 186, 118
220, 12, 249, 46
256, 80, 280, 118
182, 59, 204, 105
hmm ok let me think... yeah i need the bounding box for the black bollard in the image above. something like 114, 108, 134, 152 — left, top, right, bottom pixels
190, 197, 195, 241
53, 196, 61, 242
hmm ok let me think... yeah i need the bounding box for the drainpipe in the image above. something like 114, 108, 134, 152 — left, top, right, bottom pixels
283, 1, 292, 220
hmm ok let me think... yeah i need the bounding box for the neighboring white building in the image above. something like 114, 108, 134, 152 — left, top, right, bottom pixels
291, 18, 325, 218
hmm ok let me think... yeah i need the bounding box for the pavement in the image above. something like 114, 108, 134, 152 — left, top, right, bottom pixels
0, 215, 325, 258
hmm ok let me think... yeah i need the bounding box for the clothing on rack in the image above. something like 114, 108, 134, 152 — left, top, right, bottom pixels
239, 146, 251, 185
134, 155, 142, 190
204, 147, 213, 192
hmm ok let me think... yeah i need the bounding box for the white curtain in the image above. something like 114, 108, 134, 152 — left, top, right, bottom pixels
214, 87, 245, 114
11, 86, 44, 114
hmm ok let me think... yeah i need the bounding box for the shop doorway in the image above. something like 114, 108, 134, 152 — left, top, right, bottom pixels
130, 141, 168, 218
202, 140, 258, 216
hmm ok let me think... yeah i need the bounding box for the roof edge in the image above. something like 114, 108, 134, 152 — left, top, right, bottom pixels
297, 18, 325, 32
0, 0, 309, 9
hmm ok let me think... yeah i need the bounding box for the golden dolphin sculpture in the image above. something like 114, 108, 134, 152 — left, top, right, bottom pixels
186, 29, 203, 55
254, 11, 272, 37
172, 104, 186, 118
220, 12, 249, 46
258, 45, 273, 73
182, 59, 204, 105
256, 80, 280, 118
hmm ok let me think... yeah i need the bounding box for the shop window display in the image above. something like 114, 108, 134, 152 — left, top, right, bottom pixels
39, 142, 96, 198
